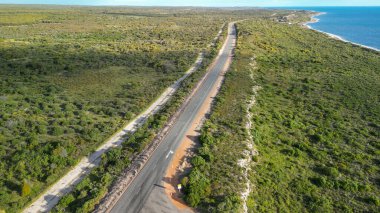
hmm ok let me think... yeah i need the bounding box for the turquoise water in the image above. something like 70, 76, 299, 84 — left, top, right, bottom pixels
296, 7, 380, 50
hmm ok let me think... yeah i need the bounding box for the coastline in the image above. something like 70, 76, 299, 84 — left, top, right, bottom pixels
304, 12, 380, 52
303, 12, 326, 27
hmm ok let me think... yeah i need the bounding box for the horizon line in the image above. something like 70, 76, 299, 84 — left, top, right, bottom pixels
1, 4, 380, 7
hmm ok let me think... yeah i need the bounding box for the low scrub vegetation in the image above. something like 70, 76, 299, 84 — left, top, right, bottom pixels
53, 36, 224, 212
0, 6, 229, 212
184, 17, 380, 212
0, 5, 308, 212
244, 19, 380, 212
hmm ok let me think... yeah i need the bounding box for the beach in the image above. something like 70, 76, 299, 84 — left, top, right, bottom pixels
303, 12, 326, 28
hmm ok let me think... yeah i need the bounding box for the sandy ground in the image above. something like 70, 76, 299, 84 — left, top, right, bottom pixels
162, 24, 235, 211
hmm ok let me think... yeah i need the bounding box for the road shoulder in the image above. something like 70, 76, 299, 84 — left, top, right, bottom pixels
161, 22, 236, 212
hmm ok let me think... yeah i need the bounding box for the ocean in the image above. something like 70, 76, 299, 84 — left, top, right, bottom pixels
292, 7, 380, 50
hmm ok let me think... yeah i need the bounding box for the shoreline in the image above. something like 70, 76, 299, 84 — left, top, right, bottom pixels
303, 12, 326, 27
304, 12, 380, 52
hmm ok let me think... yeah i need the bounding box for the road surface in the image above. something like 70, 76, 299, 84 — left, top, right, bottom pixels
109, 22, 236, 213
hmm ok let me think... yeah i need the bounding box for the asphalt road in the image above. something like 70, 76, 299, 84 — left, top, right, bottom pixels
110, 23, 236, 213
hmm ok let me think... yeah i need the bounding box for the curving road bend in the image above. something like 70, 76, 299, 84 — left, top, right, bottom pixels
109, 22, 236, 213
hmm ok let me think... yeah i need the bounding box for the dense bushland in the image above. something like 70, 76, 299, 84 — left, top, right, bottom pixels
244, 19, 380, 212
0, 5, 306, 212
52, 31, 228, 212
0, 6, 228, 212
184, 18, 380, 212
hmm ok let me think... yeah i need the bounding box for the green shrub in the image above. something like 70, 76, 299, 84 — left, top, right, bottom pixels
181, 176, 189, 188
191, 156, 206, 168
186, 169, 211, 207
21, 180, 31, 197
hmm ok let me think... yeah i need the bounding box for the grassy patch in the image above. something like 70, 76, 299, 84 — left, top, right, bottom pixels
0, 13, 48, 25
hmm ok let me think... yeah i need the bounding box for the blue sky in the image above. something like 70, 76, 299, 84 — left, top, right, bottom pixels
2, 0, 380, 6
